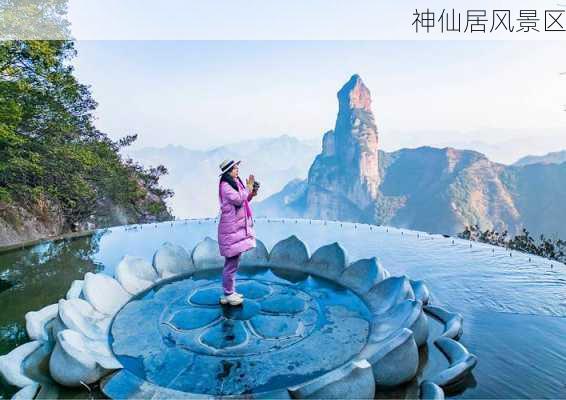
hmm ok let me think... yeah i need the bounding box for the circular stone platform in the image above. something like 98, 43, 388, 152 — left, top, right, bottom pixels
1, 233, 477, 400
110, 268, 372, 396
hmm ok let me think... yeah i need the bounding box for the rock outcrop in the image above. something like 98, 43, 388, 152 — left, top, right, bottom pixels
305, 75, 380, 221
255, 75, 566, 237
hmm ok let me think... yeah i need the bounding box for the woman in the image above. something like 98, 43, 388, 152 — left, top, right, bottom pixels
217, 159, 260, 306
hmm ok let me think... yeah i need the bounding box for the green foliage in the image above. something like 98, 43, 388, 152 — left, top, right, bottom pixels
0, 187, 11, 203
0, 40, 173, 229
0, 0, 71, 40
459, 224, 566, 264
458, 224, 509, 246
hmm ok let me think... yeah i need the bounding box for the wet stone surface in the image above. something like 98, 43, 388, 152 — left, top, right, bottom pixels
109, 268, 371, 395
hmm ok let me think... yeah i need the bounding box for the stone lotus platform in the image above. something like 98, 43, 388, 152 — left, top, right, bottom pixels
0, 233, 477, 399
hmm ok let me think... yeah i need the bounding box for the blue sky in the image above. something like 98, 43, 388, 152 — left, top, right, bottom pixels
72, 40, 566, 162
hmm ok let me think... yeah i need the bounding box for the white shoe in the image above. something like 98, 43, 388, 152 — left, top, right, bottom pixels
219, 293, 244, 306
234, 291, 243, 298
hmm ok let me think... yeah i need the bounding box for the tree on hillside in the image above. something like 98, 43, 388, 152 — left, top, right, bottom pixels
0, 0, 70, 40
0, 40, 173, 231
459, 225, 566, 264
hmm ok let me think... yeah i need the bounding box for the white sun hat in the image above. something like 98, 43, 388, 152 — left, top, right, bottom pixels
219, 159, 241, 176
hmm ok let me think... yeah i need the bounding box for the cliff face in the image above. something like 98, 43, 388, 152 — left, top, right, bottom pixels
0, 182, 172, 247
375, 147, 521, 234
255, 75, 566, 237
305, 75, 380, 220
0, 201, 66, 247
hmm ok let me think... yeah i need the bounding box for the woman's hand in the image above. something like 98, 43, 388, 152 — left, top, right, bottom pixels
246, 174, 260, 197
246, 174, 255, 192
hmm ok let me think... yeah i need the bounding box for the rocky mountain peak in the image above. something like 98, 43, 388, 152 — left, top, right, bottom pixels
337, 74, 372, 113
306, 75, 381, 213
334, 75, 380, 206
257, 77, 566, 238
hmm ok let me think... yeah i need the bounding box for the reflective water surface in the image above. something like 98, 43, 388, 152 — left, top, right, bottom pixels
0, 234, 104, 398
1, 219, 565, 399
110, 268, 372, 396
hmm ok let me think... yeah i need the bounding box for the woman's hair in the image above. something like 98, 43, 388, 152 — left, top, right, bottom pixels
220, 168, 242, 192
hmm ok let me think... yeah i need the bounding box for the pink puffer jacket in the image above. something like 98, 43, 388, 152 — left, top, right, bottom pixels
217, 177, 256, 257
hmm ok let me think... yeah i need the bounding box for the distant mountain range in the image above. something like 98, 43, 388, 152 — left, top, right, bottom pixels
380, 128, 566, 166
513, 150, 566, 167
130, 76, 566, 237
129, 135, 319, 218
255, 75, 566, 238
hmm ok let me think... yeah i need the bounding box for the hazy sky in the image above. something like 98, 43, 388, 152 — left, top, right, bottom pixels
66, 0, 566, 40
72, 40, 566, 162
